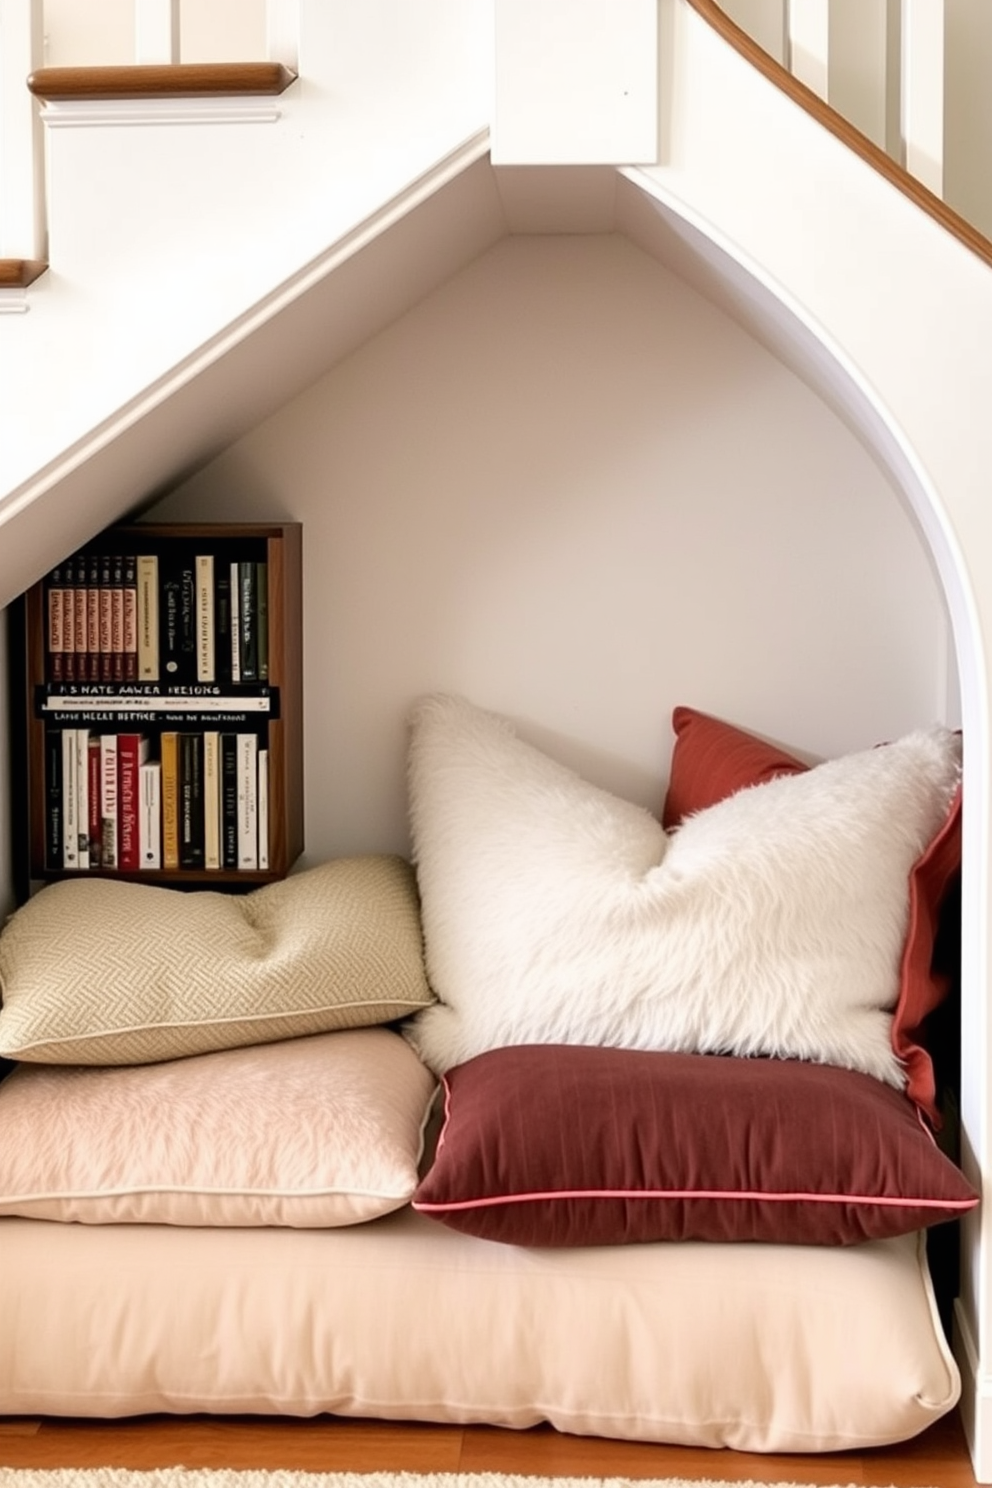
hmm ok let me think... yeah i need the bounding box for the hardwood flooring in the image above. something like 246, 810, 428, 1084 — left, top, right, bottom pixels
0, 1410, 980, 1486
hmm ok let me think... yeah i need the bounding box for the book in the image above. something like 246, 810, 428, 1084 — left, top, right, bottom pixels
239, 561, 258, 681
122, 555, 138, 682
214, 561, 232, 686
98, 554, 114, 683
117, 733, 149, 871
87, 734, 102, 867
100, 734, 118, 869
160, 731, 180, 870
74, 727, 91, 870
179, 731, 205, 869
45, 729, 63, 871
46, 565, 66, 684
110, 553, 125, 683
257, 746, 269, 871
229, 560, 241, 684
86, 554, 101, 683
139, 760, 162, 870
136, 555, 159, 682
71, 555, 88, 684
62, 728, 79, 870
196, 554, 215, 684
161, 553, 197, 684
202, 730, 220, 870
256, 561, 269, 681
220, 732, 239, 869
236, 732, 258, 870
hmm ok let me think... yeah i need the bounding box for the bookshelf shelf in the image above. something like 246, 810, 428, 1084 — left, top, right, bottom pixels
15, 521, 303, 891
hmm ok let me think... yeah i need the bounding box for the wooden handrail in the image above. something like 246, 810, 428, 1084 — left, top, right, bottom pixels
27, 62, 296, 101
684, 0, 992, 274
0, 258, 46, 287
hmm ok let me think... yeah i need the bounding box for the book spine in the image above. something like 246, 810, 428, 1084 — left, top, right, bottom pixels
123, 555, 138, 682
62, 728, 79, 870
140, 759, 162, 870
161, 553, 197, 685
196, 554, 215, 684
87, 734, 102, 867
74, 727, 90, 870
214, 561, 232, 687
72, 556, 88, 685
45, 729, 63, 871
110, 554, 125, 683
236, 732, 258, 870
100, 734, 118, 869
47, 566, 65, 684
160, 730, 180, 871
86, 554, 101, 683
220, 732, 239, 870
179, 731, 205, 869
239, 561, 258, 682
202, 730, 220, 870
256, 561, 269, 682
98, 555, 114, 683
257, 745, 269, 871
229, 560, 241, 684
136, 555, 159, 682
117, 733, 148, 871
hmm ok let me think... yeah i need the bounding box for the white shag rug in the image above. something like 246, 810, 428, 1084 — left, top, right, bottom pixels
0, 1470, 937, 1488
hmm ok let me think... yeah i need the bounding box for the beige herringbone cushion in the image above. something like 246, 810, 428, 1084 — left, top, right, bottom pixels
0, 855, 434, 1065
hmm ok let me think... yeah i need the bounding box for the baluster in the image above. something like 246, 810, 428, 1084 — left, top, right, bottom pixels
266, 0, 298, 71
787, 0, 829, 99
901, 0, 944, 195
0, 0, 46, 258
134, 0, 179, 63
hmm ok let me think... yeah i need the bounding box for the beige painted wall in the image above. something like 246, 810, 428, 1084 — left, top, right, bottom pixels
149, 232, 949, 865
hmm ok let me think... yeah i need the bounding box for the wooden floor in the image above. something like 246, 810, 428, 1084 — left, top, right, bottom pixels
0, 1410, 981, 1486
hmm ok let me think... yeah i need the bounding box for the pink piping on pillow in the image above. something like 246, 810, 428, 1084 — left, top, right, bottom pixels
412, 1188, 977, 1214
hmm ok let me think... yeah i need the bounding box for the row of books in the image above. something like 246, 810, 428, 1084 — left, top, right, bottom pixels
44, 550, 269, 688
46, 727, 270, 874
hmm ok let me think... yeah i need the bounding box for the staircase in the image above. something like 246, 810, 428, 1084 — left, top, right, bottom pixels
3, 0, 992, 1477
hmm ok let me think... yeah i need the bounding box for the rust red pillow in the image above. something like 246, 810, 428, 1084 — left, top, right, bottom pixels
413, 1044, 977, 1247
662, 706, 961, 1125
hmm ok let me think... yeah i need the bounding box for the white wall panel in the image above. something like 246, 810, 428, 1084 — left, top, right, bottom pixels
150, 234, 946, 864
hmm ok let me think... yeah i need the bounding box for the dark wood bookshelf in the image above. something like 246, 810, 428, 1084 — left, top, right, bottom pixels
15, 521, 303, 894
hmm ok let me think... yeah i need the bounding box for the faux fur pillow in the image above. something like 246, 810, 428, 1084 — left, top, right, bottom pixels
405, 694, 962, 1081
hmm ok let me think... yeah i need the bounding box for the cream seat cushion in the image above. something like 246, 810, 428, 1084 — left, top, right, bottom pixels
0, 1207, 959, 1452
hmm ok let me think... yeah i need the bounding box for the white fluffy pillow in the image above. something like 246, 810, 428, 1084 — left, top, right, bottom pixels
405, 694, 962, 1082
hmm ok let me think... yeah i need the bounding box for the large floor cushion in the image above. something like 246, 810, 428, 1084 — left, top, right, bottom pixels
0, 1208, 958, 1452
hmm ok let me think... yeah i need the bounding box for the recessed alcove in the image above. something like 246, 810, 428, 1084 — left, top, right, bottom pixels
146, 209, 955, 866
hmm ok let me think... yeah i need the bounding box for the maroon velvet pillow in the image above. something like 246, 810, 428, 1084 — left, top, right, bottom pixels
413, 1044, 977, 1248
661, 706, 961, 1125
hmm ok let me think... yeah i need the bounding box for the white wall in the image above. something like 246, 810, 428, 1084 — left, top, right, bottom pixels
150, 232, 949, 865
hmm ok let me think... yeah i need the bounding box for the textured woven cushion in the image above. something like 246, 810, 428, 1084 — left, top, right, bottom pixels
662, 706, 963, 1123
406, 694, 961, 1083
413, 1044, 978, 1246
0, 1028, 436, 1226
0, 855, 434, 1065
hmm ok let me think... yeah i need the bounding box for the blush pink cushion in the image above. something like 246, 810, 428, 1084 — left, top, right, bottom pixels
662, 706, 962, 1124
413, 1044, 977, 1247
0, 1028, 436, 1226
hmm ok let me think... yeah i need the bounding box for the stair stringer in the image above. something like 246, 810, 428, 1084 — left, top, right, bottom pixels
631, 1, 992, 1476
